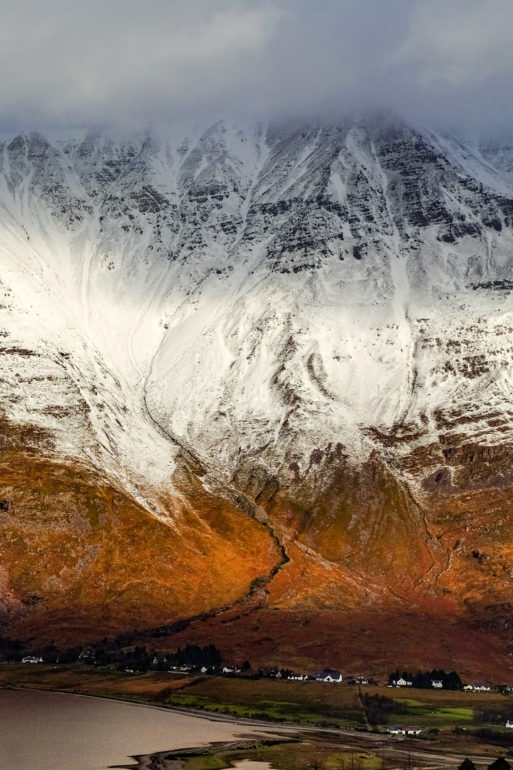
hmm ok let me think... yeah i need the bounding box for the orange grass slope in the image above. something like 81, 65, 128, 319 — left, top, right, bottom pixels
153, 444, 513, 681
3, 413, 513, 680
0, 428, 279, 644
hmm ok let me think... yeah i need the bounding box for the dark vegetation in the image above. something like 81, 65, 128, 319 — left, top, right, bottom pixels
458, 759, 512, 770
361, 693, 407, 725
471, 729, 513, 748
117, 643, 222, 672
0, 635, 225, 673
488, 759, 511, 770
458, 760, 476, 770
388, 669, 463, 690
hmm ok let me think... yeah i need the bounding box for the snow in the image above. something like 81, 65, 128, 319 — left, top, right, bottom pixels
0, 117, 513, 516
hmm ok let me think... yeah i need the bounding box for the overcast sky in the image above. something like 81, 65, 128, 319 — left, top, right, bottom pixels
2, 0, 513, 134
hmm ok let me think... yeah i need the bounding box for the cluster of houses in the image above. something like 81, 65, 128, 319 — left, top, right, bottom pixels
165, 663, 219, 674
206, 666, 367, 683
255, 669, 370, 684
234, 667, 346, 682
388, 677, 443, 688
389, 677, 497, 692
14, 652, 507, 704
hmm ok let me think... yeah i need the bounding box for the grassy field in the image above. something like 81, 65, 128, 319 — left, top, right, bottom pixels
364, 686, 513, 730
2, 663, 513, 734
161, 676, 365, 727
0, 662, 196, 701
0, 664, 362, 726
172, 738, 384, 770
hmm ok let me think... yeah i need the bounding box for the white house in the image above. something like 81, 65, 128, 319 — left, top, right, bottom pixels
506, 721, 513, 729
22, 655, 43, 664
313, 669, 343, 683
405, 727, 423, 735
287, 673, 308, 680
473, 683, 492, 692
394, 677, 413, 687
322, 673, 343, 683
431, 680, 443, 689
387, 726, 406, 735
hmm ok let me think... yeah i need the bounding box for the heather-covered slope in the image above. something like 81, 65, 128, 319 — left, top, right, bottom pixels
1, 117, 513, 673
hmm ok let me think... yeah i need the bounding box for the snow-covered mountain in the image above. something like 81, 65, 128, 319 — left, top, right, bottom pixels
2, 116, 513, 674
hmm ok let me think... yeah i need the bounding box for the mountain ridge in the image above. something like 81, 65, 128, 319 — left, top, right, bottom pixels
1, 116, 513, 675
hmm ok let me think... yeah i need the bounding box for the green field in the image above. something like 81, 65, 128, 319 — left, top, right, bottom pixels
161, 676, 364, 727
174, 740, 383, 770
1, 663, 513, 734
365, 686, 513, 731
390, 699, 475, 727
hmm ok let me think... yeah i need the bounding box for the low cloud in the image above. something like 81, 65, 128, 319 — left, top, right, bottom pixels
2, 0, 512, 133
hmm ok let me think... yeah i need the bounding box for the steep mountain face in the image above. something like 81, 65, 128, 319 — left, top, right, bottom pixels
2, 117, 513, 675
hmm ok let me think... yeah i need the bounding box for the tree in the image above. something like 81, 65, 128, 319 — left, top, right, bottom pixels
445, 670, 463, 691
459, 759, 477, 770
488, 758, 511, 770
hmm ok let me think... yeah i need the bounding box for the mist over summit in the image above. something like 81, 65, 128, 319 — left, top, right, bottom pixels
2, 0, 513, 135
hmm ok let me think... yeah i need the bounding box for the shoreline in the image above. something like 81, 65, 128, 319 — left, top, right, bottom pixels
0, 682, 501, 770
0, 680, 302, 732
0, 684, 297, 770
119, 738, 287, 770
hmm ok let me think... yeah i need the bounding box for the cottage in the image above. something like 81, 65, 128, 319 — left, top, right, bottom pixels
431, 680, 443, 689
387, 726, 406, 735
473, 682, 492, 692
21, 655, 43, 664
313, 669, 343, 683
506, 721, 513, 729
287, 673, 308, 680
405, 727, 422, 735
394, 677, 413, 687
